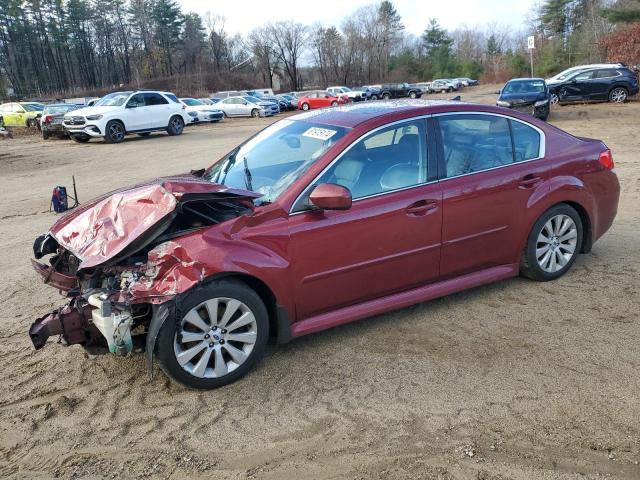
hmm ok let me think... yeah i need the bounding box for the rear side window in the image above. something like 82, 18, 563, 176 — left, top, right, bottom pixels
511, 121, 541, 161
596, 69, 620, 78
163, 93, 180, 103
145, 93, 169, 105
438, 114, 513, 178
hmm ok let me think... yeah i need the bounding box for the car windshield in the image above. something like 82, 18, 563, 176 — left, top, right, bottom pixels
205, 120, 349, 204
182, 98, 202, 106
503, 80, 546, 94
95, 92, 132, 107
22, 103, 43, 112
44, 105, 77, 114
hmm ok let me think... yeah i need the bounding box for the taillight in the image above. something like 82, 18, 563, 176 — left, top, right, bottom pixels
598, 149, 614, 170
43, 115, 53, 124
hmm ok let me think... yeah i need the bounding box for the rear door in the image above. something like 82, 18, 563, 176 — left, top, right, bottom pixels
590, 69, 621, 100
435, 113, 548, 278
143, 93, 170, 128
288, 118, 442, 320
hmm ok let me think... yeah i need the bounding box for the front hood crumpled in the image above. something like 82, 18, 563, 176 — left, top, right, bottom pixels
47, 175, 259, 270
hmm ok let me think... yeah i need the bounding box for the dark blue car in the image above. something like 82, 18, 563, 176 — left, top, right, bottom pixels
496, 78, 550, 121
547, 66, 639, 105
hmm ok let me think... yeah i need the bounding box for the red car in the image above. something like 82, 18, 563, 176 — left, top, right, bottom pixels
297, 90, 349, 110
30, 101, 619, 389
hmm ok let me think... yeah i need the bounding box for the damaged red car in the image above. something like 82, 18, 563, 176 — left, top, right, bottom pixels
30, 101, 620, 389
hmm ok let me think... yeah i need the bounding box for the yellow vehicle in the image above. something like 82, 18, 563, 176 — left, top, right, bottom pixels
0, 102, 44, 128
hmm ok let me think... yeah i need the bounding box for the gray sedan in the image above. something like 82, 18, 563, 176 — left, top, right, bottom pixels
214, 96, 275, 118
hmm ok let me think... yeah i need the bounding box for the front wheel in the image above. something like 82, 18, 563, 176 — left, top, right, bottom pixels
520, 204, 583, 282
156, 279, 269, 389
382, 93, 390, 100
608, 87, 628, 103
167, 115, 184, 136
250, 108, 260, 118
42, 130, 49, 140
550, 93, 559, 105
104, 120, 125, 143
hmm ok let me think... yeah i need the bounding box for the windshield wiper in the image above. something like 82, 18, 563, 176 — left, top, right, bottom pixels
243, 157, 253, 191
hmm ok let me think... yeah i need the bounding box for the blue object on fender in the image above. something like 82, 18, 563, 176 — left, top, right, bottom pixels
51, 186, 68, 213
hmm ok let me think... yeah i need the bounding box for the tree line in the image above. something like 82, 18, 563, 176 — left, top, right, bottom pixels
0, 0, 638, 100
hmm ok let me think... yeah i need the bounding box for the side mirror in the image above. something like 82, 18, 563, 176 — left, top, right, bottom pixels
495, 89, 501, 94
309, 183, 352, 211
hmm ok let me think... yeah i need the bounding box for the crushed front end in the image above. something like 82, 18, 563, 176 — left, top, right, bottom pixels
29, 178, 259, 357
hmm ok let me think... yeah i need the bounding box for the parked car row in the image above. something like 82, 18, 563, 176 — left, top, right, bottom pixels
495, 63, 639, 122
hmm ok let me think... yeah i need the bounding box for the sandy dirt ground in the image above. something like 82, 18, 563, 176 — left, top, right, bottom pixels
0, 86, 638, 479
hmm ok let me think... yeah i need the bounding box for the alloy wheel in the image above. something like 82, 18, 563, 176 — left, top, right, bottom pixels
609, 88, 627, 103
550, 93, 559, 105
535, 214, 578, 273
171, 117, 183, 134
173, 297, 258, 379
109, 123, 124, 142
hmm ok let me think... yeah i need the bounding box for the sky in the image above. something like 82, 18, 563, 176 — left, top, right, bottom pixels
177, 0, 535, 36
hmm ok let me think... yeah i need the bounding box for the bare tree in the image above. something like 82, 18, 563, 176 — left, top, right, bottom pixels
267, 21, 307, 90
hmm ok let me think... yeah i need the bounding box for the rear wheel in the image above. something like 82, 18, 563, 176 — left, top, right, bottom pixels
156, 279, 269, 389
27, 118, 38, 128
331, 101, 338, 107
104, 120, 125, 143
371, 95, 378, 101
0, 116, 4, 128
382, 93, 391, 100
167, 115, 184, 136
409, 91, 417, 99
42, 130, 49, 140
608, 87, 628, 103
520, 204, 583, 282
301, 102, 310, 111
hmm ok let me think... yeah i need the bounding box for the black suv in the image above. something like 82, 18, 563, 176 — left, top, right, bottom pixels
496, 78, 550, 121
547, 66, 639, 104
378, 83, 423, 100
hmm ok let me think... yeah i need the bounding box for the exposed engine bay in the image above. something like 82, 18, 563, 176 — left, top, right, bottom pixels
29, 177, 257, 356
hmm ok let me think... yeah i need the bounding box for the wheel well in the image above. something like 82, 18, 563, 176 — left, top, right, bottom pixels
209, 273, 282, 342
562, 201, 592, 253
107, 119, 126, 132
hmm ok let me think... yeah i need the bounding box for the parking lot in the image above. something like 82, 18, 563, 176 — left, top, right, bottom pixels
0, 85, 639, 479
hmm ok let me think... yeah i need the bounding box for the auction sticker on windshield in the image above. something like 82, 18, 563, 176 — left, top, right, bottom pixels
302, 127, 338, 141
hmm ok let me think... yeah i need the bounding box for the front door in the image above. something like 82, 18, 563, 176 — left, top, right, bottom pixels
288, 118, 442, 320
123, 93, 149, 130
435, 113, 549, 278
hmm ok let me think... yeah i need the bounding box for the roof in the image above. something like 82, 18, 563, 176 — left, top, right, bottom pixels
289, 99, 484, 128
507, 77, 546, 82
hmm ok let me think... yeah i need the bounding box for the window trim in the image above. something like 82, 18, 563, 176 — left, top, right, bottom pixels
432, 111, 546, 182
289, 116, 434, 215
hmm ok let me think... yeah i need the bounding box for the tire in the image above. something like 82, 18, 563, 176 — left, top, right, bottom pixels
409, 91, 417, 99
27, 118, 37, 128
167, 115, 184, 136
371, 95, 378, 101
520, 204, 583, 282
104, 120, 125, 143
550, 93, 559, 105
331, 101, 338, 107
608, 87, 628, 103
137, 132, 151, 137
0, 116, 4, 128
382, 93, 390, 100
42, 130, 49, 140
251, 108, 261, 118
71, 135, 90, 143
156, 279, 269, 389
301, 102, 310, 111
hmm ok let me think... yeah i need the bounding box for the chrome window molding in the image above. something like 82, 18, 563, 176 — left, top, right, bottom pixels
288, 111, 546, 215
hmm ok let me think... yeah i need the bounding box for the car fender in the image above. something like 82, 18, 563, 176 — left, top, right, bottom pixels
520, 175, 595, 252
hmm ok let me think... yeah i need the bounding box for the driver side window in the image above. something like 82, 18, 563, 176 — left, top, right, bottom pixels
316, 119, 428, 200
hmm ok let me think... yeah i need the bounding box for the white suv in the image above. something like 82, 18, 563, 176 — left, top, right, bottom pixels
63, 90, 191, 144
326, 86, 363, 101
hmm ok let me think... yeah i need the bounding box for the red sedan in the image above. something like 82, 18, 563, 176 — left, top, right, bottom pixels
30, 101, 619, 389
297, 90, 349, 110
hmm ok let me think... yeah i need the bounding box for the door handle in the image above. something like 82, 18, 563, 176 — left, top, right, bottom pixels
405, 199, 438, 216
518, 174, 542, 189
